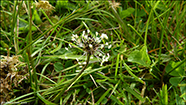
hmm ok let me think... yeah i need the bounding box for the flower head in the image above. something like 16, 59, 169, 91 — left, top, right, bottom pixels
71, 30, 111, 66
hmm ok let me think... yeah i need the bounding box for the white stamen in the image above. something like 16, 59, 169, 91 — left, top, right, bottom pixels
101, 33, 108, 39
96, 32, 99, 36
72, 34, 78, 41
105, 53, 110, 61
79, 43, 84, 47
82, 31, 85, 36
84, 35, 88, 39
108, 45, 112, 49
82, 62, 86, 64
89, 44, 93, 48
99, 53, 102, 56
78, 62, 81, 65
107, 53, 110, 57
100, 53, 110, 66
100, 61, 104, 66
87, 30, 90, 33
65, 47, 68, 50
95, 37, 101, 43
69, 44, 72, 48
100, 44, 104, 49
77, 39, 81, 44
72, 37, 76, 41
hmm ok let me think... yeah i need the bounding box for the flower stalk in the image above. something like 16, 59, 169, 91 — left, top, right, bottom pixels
54, 30, 110, 103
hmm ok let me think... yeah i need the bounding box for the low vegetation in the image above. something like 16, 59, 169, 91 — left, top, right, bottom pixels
0, 0, 185, 105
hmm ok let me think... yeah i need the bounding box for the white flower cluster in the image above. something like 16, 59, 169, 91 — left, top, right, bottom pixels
70, 30, 111, 66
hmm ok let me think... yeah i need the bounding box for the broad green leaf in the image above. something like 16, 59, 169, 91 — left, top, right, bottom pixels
51, 16, 60, 24
136, 9, 146, 17
64, 60, 73, 68
165, 61, 185, 77
128, 45, 151, 67
83, 85, 91, 94
33, 9, 42, 24
83, 82, 93, 94
54, 62, 63, 72
120, 8, 135, 19
169, 77, 183, 86
175, 94, 185, 105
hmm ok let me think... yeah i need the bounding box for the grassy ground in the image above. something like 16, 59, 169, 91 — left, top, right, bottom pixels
0, 0, 186, 105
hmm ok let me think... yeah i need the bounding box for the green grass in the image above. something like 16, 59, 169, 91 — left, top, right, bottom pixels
0, 0, 186, 105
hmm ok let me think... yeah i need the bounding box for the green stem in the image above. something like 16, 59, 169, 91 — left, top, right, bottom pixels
27, 1, 38, 104
54, 53, 91, 103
